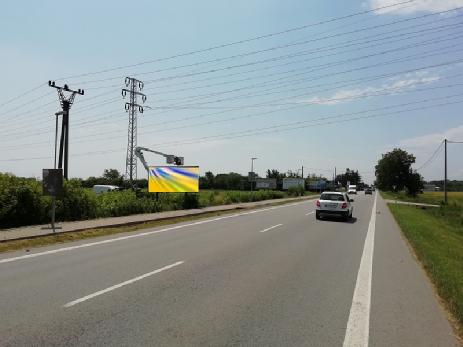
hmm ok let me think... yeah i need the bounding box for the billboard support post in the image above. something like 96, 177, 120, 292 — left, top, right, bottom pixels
42, 168, 63, 233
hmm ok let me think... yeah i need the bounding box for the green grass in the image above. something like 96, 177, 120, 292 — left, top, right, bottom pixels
388, 203, 463, 336
381, 191, 463, 205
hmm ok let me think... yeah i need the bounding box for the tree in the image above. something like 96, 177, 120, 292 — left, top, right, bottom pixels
199, 171, 215, 189
336, 168, 362, 187
375, 148, 423, 195
103, 169, 123, 182
266, 169, 286, 190
406, 172, 424, 197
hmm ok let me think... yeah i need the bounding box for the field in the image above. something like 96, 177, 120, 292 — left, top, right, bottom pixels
381, 190, 463, 205
386, 191, 463, 336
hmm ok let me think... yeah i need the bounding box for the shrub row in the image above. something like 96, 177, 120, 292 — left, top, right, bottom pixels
0, 174, 294, 228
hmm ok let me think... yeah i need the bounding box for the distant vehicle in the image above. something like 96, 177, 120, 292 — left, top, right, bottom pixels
371, 186, 376, 191
347, 184, 357, 194
315, 192, 354, 221
92, 185, 119, 194
365, 188, 372, 195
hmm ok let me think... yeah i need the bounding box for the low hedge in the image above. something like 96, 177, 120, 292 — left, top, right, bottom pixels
0, 173, 298, 228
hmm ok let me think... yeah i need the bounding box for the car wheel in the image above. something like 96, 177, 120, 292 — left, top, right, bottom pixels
343, 212, 350, 222
315, 211, 321, 220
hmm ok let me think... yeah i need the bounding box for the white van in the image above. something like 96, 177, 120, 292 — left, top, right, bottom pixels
92, 185, 119, 194
347, 185, 357, 194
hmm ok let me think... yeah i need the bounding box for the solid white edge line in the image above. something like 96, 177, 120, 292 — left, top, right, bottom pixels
343, 192, 377, 347
63, 261, 184, 308
0, 199, 315, 264
259, 224, 283, 233
305, 211, 315, 216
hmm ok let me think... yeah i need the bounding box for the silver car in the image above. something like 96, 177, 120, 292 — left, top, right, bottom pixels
315, 192, 353, 221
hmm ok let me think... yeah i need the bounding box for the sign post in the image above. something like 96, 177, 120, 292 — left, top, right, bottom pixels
42, 169, 63, 233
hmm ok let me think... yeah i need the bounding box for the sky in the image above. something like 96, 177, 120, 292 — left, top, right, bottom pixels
1, 0, 463, 184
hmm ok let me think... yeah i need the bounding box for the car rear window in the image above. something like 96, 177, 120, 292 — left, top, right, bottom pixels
320, 193, 345, 201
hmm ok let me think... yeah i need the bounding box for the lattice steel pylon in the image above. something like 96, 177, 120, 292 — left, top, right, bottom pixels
122, 77, 146, 187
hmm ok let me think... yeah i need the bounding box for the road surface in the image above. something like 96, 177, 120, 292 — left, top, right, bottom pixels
0, 193, 458, 346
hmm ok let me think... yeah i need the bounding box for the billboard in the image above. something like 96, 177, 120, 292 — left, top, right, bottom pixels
149, 166, 199, 193
282, 178, 305, 190
309, 180, 326, 190
255, 178, 277, 190
42, 169, 63, 196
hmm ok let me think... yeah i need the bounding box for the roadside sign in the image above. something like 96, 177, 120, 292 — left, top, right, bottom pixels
42, 169, 63, 196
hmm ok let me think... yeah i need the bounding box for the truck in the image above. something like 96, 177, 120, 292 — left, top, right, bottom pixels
347, 184, 357, 194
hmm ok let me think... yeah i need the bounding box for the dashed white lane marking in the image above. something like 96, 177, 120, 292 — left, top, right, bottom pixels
0, 200, 314, 264
259, 224, 283, 233
63, 261, 184, 308
305, 211, 315, 216
343, 192, 377, 347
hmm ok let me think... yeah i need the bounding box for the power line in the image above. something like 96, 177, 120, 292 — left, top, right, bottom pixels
0, 2, 457, 116
3, 53, 463, 142
145, 27, 463, 105
5, 90, 463, 151
63, 6, 463, 88
54, 0, 416, 81
3, 95, 463, 161
3, 26, 463, 137
415, 141, 445, 171
2, 15, 461, 131
0, 83, 46, 108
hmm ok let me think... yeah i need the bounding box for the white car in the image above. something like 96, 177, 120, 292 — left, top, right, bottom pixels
92, 185, 119, 194
315, 191, 354, 221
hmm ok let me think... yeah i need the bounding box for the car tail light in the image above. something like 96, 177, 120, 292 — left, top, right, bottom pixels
341, 202, 347, 209
316, 200, 320, 207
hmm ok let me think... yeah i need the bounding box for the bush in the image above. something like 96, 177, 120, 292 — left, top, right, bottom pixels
0, 173, 294, 228
182, 193, 200, 209
0, 173, 49, 228
287, 186, 304, 197
56, 180, 98, 221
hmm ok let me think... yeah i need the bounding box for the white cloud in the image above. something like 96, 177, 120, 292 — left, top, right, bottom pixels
366, 0, 463, 15
302, 72, 439, 105
399, 124, 463, 148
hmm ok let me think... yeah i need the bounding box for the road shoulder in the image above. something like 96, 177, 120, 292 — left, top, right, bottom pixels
369, 194, 459, 346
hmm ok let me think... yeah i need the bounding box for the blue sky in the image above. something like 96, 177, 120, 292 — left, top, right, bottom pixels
1, 0, 463, 184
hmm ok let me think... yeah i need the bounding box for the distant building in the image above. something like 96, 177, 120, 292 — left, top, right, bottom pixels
423, 184, 439, 192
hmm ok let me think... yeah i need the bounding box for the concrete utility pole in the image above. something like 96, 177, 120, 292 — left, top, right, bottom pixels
122, 77, 146, 187
48, 81, 84, 180
444, 138, 448, 204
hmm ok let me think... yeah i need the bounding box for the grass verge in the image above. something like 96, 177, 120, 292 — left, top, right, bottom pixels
381, 191, 463, 205
0, 197, 314, 254
388, 203, 463, 338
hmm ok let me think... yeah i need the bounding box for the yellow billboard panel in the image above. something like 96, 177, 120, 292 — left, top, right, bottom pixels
148, 166, 199, 193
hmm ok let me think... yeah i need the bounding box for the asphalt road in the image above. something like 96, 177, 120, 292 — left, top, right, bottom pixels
0, 193, 458, 346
